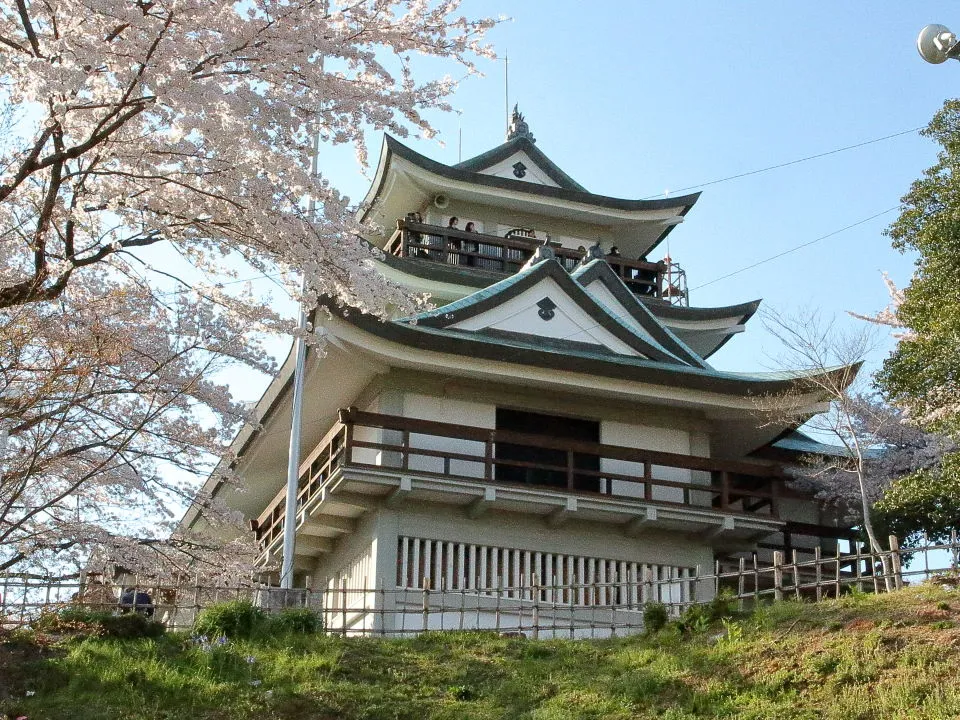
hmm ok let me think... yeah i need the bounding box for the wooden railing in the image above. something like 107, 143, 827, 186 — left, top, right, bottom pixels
384, 220, 664, 298
254, 409, 799, 552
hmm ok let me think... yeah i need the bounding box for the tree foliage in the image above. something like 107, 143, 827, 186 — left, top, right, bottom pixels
874, 453, 960, 548
881, 99, 960, 434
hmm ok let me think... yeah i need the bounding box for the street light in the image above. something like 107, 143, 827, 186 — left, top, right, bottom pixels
917, 24, 960, 64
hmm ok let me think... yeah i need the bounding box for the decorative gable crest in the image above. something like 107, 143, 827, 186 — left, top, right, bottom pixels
506, 105, 536, 143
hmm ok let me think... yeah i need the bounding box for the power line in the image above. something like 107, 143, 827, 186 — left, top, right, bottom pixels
690, 205, 900, 292
545, 205, 899, 348
647, 127, 923, 198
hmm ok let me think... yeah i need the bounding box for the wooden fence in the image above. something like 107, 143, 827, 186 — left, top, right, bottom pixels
3, 534, 958, 638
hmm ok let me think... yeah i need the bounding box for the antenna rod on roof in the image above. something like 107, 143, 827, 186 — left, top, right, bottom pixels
504, 51, 509, 138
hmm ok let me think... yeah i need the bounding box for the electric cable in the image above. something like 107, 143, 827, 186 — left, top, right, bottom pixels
646, 127, 922, 198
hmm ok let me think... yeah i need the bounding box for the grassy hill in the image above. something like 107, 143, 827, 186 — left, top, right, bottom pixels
2, 584, 960, 720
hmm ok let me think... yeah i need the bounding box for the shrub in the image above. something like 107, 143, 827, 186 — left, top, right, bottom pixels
269, 607, 323, 634
675, 604, 711, 635
706, 589, 737, 621
33, 608, 164, 638
643, 602, 669, 633
193, 600, 265, 639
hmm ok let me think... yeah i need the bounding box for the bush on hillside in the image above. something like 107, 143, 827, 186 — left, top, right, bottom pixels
33, 608, 165, 639
642, 603, 669, 633
269, 607, 323, 634
193, 600, 265, 639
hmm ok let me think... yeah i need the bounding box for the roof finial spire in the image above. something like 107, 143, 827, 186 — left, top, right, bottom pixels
506, 104, 536, 143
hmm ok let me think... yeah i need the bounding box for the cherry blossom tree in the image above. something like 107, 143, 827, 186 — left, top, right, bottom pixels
0, 0, 497, 576
0, 278, 272, 578
0, 0, 495, 314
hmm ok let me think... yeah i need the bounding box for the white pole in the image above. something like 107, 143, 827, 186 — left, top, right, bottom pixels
280, 13, 326, 589
280, 277, 308, 590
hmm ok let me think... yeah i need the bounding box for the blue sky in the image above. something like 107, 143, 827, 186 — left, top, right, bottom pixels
289, 1, 959, 387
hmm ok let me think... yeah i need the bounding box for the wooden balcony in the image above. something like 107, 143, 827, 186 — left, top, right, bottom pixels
253, 409, 799, 554
384, 220, 665, 299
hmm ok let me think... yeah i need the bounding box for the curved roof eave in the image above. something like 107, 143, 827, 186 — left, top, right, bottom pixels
324, 297, 861, 398
641, 297, 762, 324
570, 259, 709, 369
359, 135, 700, 225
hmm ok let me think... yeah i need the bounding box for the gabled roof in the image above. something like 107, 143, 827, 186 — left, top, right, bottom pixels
359, 136, 699, 258
325, 295, 859, 399
405, 258, 695, 366
571, 260, 708, 369
454, 135, 587, 191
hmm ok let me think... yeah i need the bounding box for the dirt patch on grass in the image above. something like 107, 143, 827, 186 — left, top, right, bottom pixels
0, 637, 64, 702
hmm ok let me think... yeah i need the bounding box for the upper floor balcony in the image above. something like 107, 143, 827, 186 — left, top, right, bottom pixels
384, 219, 676, 301
251, 409, 806, 564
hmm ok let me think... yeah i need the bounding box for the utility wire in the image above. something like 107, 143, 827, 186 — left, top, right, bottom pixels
548, 205, 900, 346
647, 127, 923, 198
690, 205, 900, 291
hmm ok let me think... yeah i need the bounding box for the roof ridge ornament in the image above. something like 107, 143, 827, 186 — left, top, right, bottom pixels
506, 104, 536, 143
521, 236, 556, 270
580, 241, 605, 266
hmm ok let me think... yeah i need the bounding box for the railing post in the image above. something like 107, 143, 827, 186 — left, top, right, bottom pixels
643, 461, 653, 501
889, 535, 904, 591
770, 479, 780, 518
773, 551, 784, 602
566, 450, 575, 490
401, 430, 410, 471
720, 471, 730, 510
485, 432, 494, 481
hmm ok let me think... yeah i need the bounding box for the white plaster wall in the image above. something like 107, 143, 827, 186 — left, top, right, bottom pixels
308, 513, 379, 634
601, 420, 694, 504
580, 279, 663, 348
450, 277, 641, 355
403, 393, 494, 478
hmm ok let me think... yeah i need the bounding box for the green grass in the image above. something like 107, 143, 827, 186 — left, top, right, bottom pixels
4, 585, 960, 719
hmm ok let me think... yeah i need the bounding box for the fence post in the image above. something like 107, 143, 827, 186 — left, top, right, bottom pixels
737, 558, 745, 611
773, 551, 784, 602
834, 544, 842, 599
855, 543, 865, 593
422, 577, 430, 632
792, 550, 801, 600
814, 547, 822, 602
692, 564, 700, 606
341, 579, 348, 637
889, 536, 904, 591
531, 573, 540, 640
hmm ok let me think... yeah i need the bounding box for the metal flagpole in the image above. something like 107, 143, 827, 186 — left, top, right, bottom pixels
279, 277, 308, 590
280, 9, 327, 590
